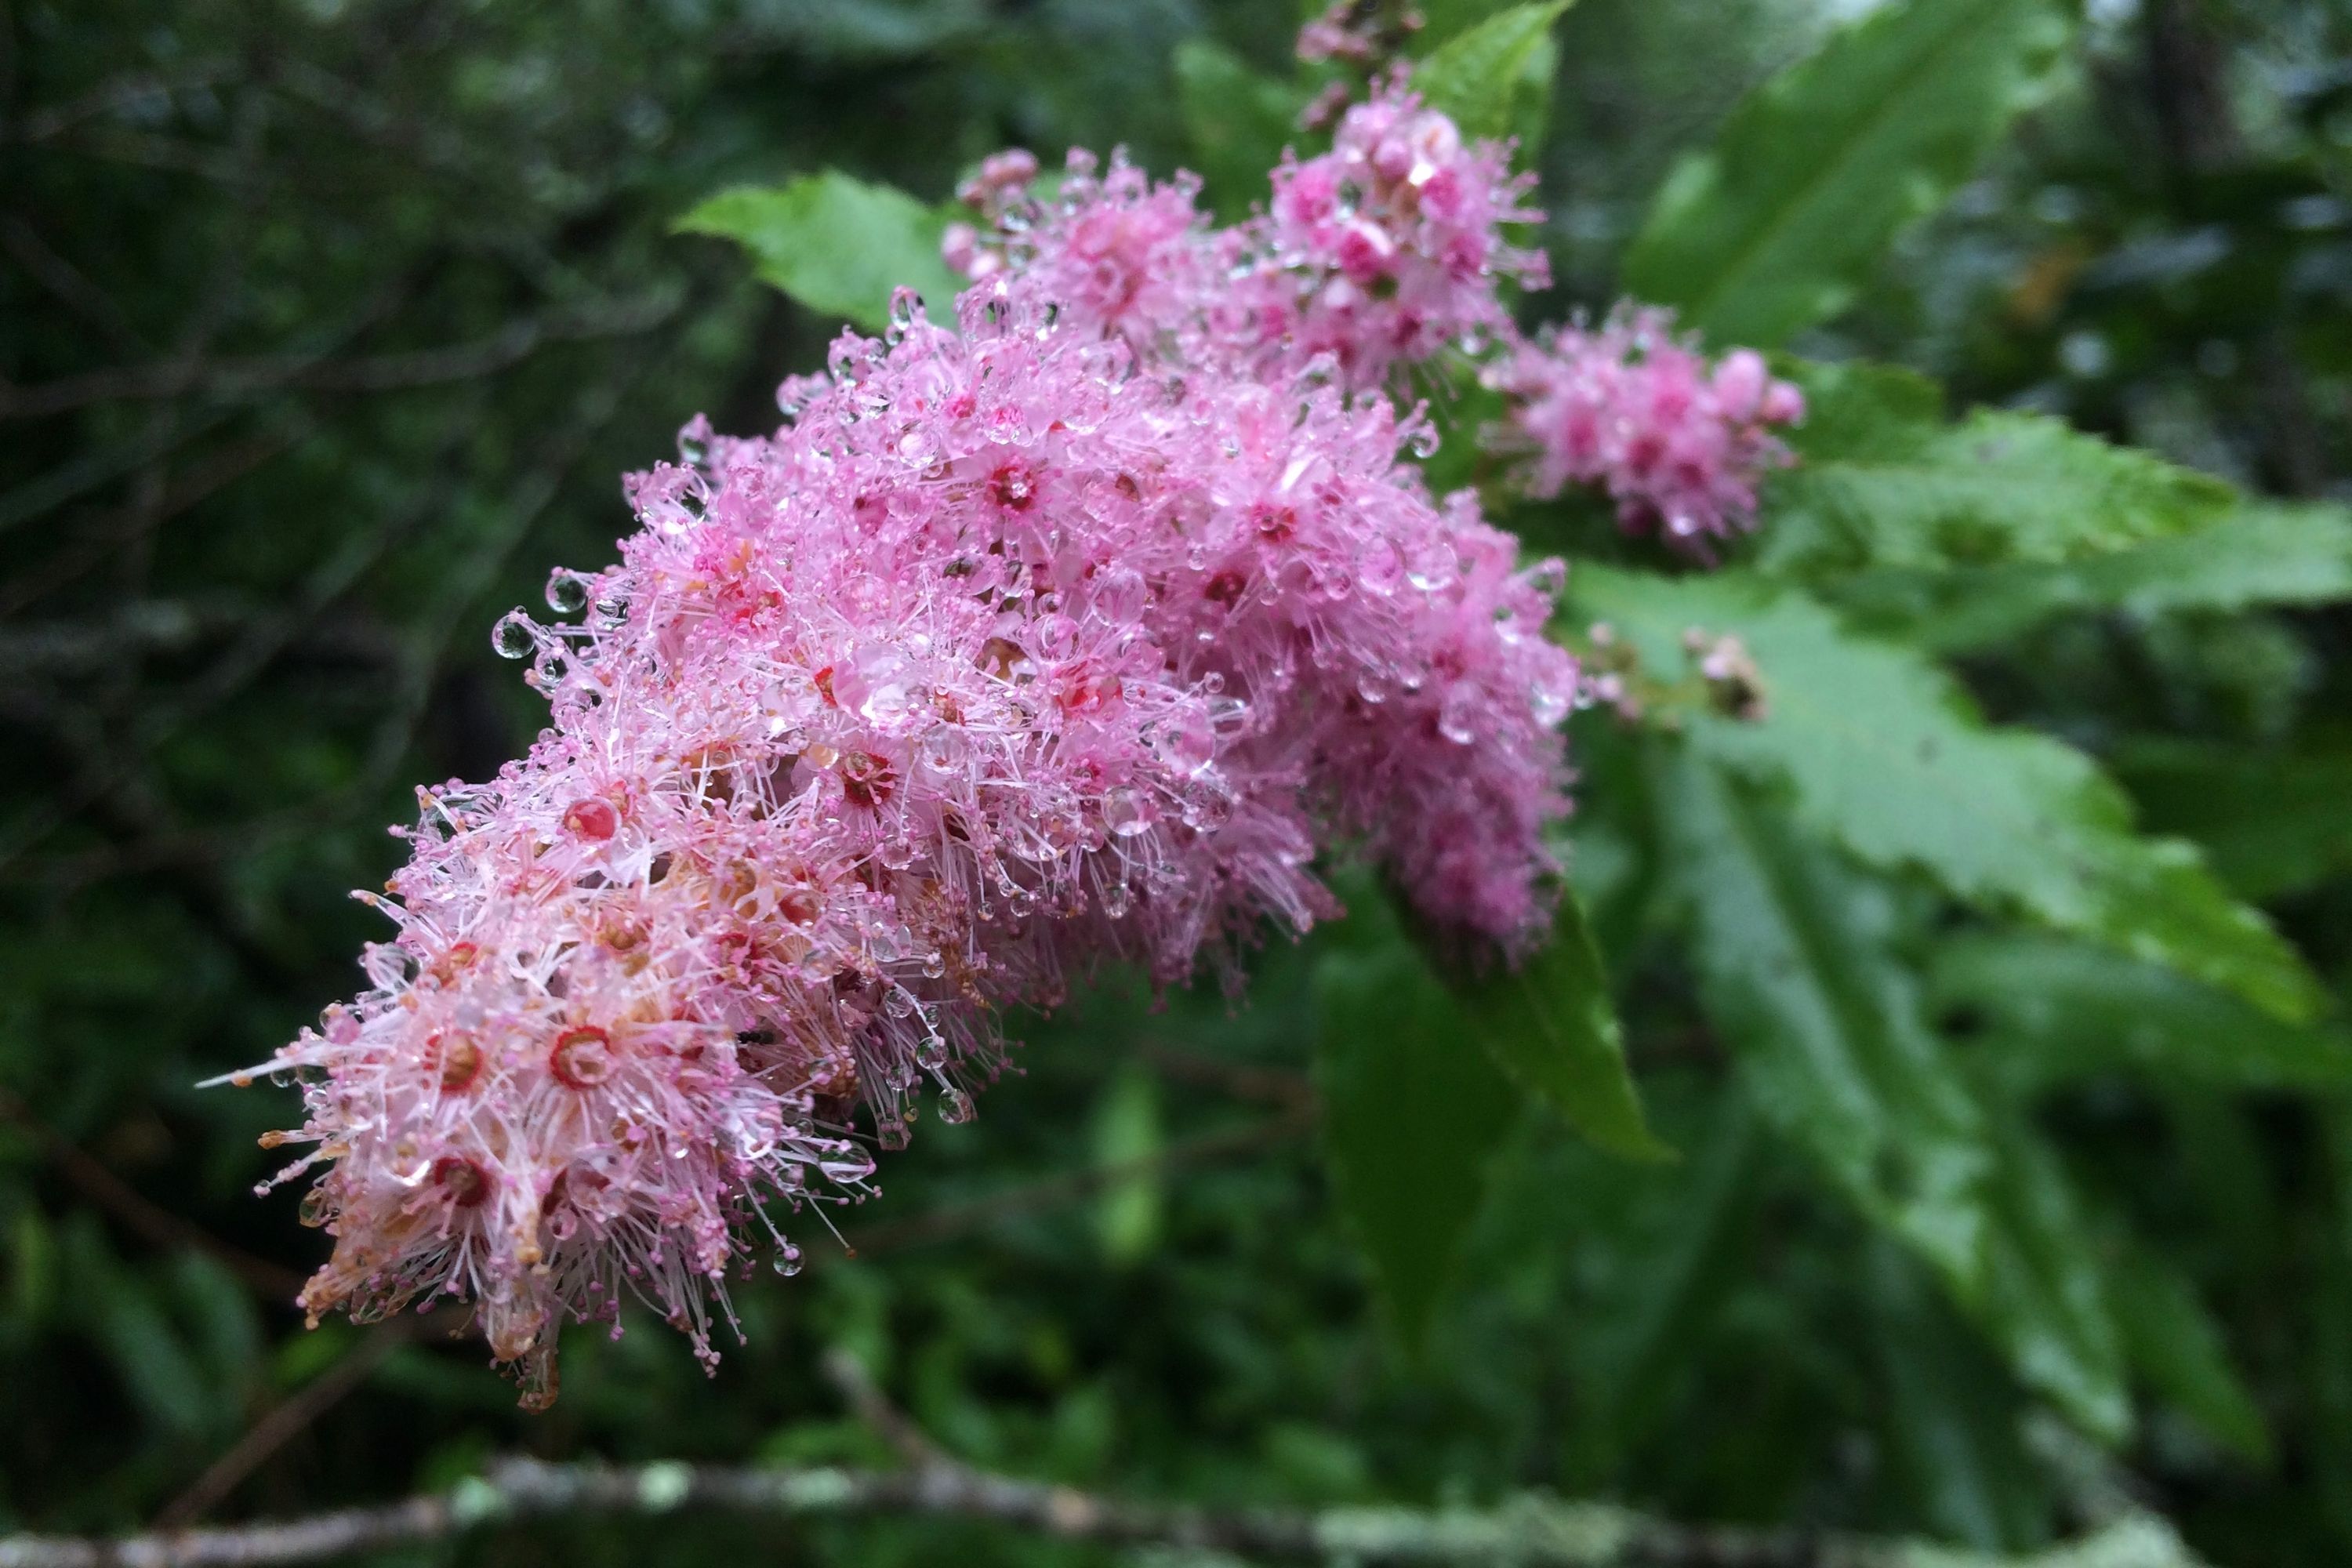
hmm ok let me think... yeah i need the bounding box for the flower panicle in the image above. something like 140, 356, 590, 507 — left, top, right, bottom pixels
238, 67, 1804, 1404
241, 209, 1583, 1398
1485, 305, 1808, 550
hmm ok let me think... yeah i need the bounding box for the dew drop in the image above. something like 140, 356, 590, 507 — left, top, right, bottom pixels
492, 611, 539, 660
544, 571, 592, 615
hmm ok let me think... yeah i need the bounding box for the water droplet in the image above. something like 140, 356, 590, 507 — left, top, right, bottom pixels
885, 287, 924, 343
1091, 566, 1149, 622
771, 1245, 804, 1277
545, 571, 591, 615
1406, 543, 1457, 593
492, 611, 539, 660
1103, 786, 1156, 838
1438, 688, 1479, 745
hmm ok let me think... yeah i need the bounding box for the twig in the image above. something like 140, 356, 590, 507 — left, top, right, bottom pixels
1136, 1041, 1317, 1109
820, 1349, 943, 1468
0, 214, 154, 358
847, 1109, 1313, 1257
0, 1090, 306, 1300
0, 1455, 2212, 1568
0, 294, 681, 421
151, 1319, 439, 1531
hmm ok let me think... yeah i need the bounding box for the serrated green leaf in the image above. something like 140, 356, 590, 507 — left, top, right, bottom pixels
1454, 890, 1671, 1161
1174, 38, 1309, 223
1831, 502, 2352, 655
1650, 750, 1992, 1293
1413, 0, 1523, 46
1411, 2, 1570, 141
1314, 929, 1519, 1352
1865, 1243, 2053, 1548
1569, 566, 2323, 1022
1623, 0, 2071, 347
676, 172, 964, 333
2111, 731, 2352, 901
2107, 1238, 2271, 1463
1929, 932, 2352, 1094
1756, 358, 2238, 579
1974, 1108, 2131, 1443
1569, 1090, 1764, 1448
1654, 754, 2130, 1439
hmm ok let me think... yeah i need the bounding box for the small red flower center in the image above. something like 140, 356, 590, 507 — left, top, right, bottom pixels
562, 798, 618, 840
989, 459, 1039, 511
976, 637, 1030, 682
1203, 569, 1247, 608
431, 1030, 485, 1094
1054, 663, 1123, 717
432, 1156, 492, 1208
840, 750, 896, 808
550, 1025, 615, 1090
779, 887, 822, 925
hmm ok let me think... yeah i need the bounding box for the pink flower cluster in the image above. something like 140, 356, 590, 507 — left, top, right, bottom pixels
943, 78, 1544, 391
235, 46, 1810, 1403
1486, 307, 1806, 549
1263, 80, 1548, 382
238, 257, 1580, 1400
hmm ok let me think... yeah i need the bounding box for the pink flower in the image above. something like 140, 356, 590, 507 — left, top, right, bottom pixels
943, 82, 1544, 393
237, 260, 1581, 1402
1486, 306, 1806, 549
1260, 78, 1548, 383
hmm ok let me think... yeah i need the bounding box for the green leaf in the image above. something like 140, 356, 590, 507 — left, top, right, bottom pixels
2111, 731, 2352, 901
1653, 753, 2129, 1439
1413, 0, 1524, 46
1973, 1108, 2132, 1444
1929, 932, 2352, 1094
1831, 501, 2352, 655
1865, 1243, 2053, 1548
1411, 1, 1570, 141
676, 172, 964, 333
1568, 566, 2324, 1022
1756, 359, 2238, 579
1453, 890, 1671, 1161
1314, 924, 1520, 1351
1568, 1090, 1765, 1449
1650, 749, 1992, 1294
2107, 1237, 2271, 1462
1623, 0, 2071, 347
1174, 38, 1309, 223
1090, 1067, 1164, 1267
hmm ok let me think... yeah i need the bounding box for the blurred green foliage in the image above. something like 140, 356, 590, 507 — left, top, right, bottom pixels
5, 0, 2352, 1565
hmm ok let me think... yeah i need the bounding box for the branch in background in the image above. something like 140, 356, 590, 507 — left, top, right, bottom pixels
1138, 1040, 1318, 1109
151, 1308, 473, 1532
820, 1349, 943, 1468
0, 1089, 307, 1301
0, 1454, 2214, 1568
846, 1108, 1313, 1257
0, 1321, 2226, 1566
0, 292, 682, 420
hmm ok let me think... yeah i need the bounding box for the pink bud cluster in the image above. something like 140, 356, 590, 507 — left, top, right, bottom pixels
1486, 307, 1806, 549
240, 229, 1581, 1398
943, 78, 1544, 392
1264, 79, 1548, 383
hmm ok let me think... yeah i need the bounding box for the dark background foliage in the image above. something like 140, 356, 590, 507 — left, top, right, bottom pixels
2, 0, 2350, 1563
